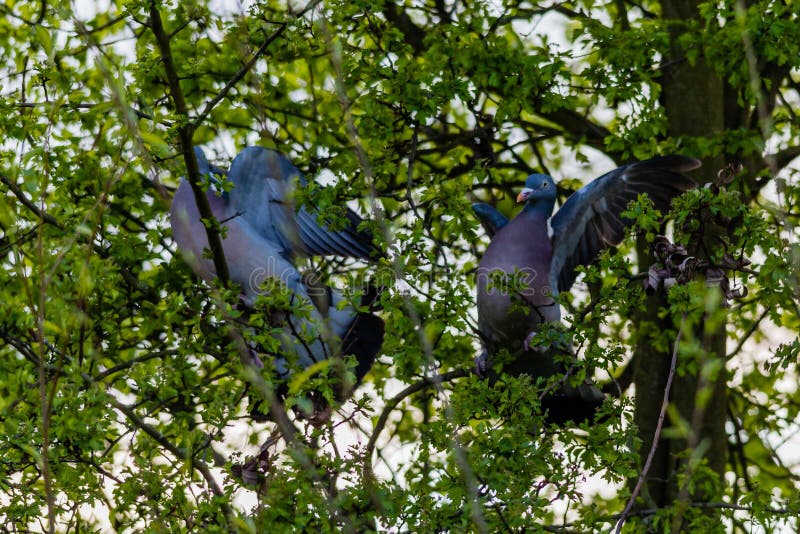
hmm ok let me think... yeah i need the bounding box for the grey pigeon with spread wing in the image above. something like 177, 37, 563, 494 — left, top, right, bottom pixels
474, 155, 700, 424
170, 146, 384, 412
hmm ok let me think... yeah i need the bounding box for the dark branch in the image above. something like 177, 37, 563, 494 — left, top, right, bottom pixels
149, 3, 230, 283
17, 101, 160, 122
381, 3, 427, 55
1, 173, 63, 229
537, 108, 613, 155
771, 146, 800, 171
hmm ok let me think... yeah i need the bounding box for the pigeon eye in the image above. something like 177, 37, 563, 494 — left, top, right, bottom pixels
542, 182, 548, 188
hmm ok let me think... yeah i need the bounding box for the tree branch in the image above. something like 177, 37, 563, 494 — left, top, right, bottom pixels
725, 307, 770, 359
191, 23, 287, 130
16, 101, 159, 122
1, 173, 63, 229
111, 398, 236, 530
381, 3, 427, 54
362, 368, 472, 481
770, 146, 800, 171
602, 355, 636, 397
537, 108, 613, 155
149, 3, 230, 283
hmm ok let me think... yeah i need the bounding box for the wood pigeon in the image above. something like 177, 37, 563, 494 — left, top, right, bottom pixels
170, 146, 384, 415
473, 155, 700, 424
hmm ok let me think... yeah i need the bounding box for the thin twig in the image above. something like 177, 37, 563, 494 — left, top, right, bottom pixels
34, 142, 56, 534
323, 17, 489, 529
614, 317, 685, 533
222, 310, 359, 533
191, 24, 287, 130
726, 306, 770, 359
16, 101, 158, 121
362, 368, 473, 480
111, 398, 236, 529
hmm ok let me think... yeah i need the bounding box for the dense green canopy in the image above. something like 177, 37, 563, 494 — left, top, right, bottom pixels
1, 0, 798, 531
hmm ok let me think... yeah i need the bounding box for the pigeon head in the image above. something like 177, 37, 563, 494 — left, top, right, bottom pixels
517, 173, 557, 214
517, 174, 556, 202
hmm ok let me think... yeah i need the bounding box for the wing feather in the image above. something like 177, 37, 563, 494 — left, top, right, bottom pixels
226, 146, 377, 260
549, 155, 699, 292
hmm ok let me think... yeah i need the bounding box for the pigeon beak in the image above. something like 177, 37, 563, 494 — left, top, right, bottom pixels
516, 188, 533, 203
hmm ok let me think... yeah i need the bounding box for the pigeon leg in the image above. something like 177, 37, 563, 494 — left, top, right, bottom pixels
523, 330, 538, 352
247, 343, 264, 368
474, 350, 490, 377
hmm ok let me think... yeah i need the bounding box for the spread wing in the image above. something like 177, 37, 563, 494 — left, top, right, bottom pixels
549, 155, 699, 293
226, 146, 377, 260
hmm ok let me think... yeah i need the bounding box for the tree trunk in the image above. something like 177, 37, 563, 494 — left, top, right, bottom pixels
632, 0, 729, 526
